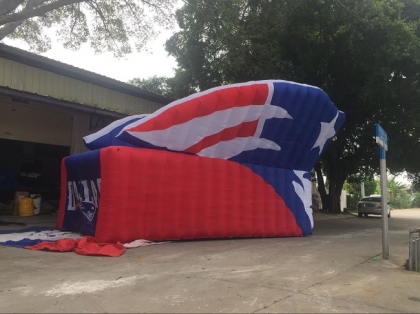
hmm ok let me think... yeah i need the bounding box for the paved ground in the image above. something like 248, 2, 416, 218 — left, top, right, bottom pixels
1, 209, 420, 313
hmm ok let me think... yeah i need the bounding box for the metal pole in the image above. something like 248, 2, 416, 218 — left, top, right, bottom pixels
379, 147, 389, 259
361, 182, 365, 197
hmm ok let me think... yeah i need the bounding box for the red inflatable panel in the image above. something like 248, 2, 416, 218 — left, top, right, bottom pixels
86, 147, 303, 243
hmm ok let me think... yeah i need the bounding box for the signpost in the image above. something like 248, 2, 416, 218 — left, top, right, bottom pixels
376, 123, 389, 259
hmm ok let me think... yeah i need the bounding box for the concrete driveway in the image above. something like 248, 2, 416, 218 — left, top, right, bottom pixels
1, 209, 420, 313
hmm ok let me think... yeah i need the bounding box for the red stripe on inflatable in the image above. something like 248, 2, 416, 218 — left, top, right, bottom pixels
56, 157, 67, 230
127, 84, 269, 132
184, 120, 259, 154
95, 147, 302, 243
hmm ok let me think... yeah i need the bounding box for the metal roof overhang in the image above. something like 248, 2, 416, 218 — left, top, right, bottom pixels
0, 43, 173, 105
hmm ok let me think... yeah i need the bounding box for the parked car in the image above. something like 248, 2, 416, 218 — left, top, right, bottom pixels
357, 195, 390, 218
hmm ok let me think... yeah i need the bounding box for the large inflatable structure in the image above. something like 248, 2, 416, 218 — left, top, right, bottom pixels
56, 80, 345, 243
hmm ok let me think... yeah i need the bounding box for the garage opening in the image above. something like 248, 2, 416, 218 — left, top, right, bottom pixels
0, 138, 70, 215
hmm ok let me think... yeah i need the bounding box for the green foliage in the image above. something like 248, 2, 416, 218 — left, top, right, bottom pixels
167, 0, 420, 212
391, 192, 412, 209
411, 192, 420, 208
345, 176, 416, 209
346, 195, 359, 212
344, 179, 377, 211
387, 175, 411, 208
408, 176, 420, 192
365, 180, 378, 197
0, 0, 176, 57
129, 76, 174, 98
128, 75, 195, 100
345, 179, 377, 197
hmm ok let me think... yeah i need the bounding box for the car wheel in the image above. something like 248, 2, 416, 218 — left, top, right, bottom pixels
358, 213, 363, 217
364, 214, 369, 217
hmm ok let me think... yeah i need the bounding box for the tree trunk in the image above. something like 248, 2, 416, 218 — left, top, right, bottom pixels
315, 162, 328, 211
315, 159, 347, 213
328, 179, 345, 212
326, 165, 346, 213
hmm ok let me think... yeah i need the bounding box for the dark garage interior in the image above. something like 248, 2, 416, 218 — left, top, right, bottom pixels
0, 138, 70, 215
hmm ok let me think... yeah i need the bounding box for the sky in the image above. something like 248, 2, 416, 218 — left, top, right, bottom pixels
3, 29, 178, 83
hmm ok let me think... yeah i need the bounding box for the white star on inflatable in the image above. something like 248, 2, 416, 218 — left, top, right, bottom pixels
312, 112, 339, 154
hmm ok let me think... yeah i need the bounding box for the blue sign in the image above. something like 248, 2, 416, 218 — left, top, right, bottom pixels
376, 123, 388, 151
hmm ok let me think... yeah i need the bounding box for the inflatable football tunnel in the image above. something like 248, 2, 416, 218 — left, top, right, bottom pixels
57, 80, 345, 243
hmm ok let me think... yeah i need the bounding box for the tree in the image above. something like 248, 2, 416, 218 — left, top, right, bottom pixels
129, 76, 174, 98
411, 192, 420, 207
166, 0, 420, 212
344, 178, 377, 211
387, 176, 411, 208
0, 0, 176, 56
128, 74, 196, 100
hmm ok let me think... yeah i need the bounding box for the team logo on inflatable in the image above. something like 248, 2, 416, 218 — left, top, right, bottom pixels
80, 201, 97, 222
67, 179, 101, 222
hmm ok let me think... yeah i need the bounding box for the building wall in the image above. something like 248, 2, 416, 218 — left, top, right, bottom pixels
0, 96, 73, 146
0, 57, 164, 115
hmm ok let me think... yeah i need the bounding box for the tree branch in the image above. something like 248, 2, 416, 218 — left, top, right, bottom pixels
140, 0, 172, 23
0, 0, 85, 26
67, 4, 78, 41
122, 0, 152, 36
87, 0, 123, 56
0, 0, 25, 16
0, 0, 49, 40
0, 20, 22, 40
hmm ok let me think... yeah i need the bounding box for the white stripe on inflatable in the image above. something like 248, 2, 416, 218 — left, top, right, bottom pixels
122, 104, 291, 152
197, 137, 281, 159
119, 80, 316, 131
292, 170, 314, 228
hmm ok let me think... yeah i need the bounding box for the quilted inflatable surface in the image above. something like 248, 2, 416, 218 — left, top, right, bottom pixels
57, 80, 345, 242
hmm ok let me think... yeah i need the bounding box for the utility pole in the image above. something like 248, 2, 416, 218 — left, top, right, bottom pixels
376, 123, 389, 260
